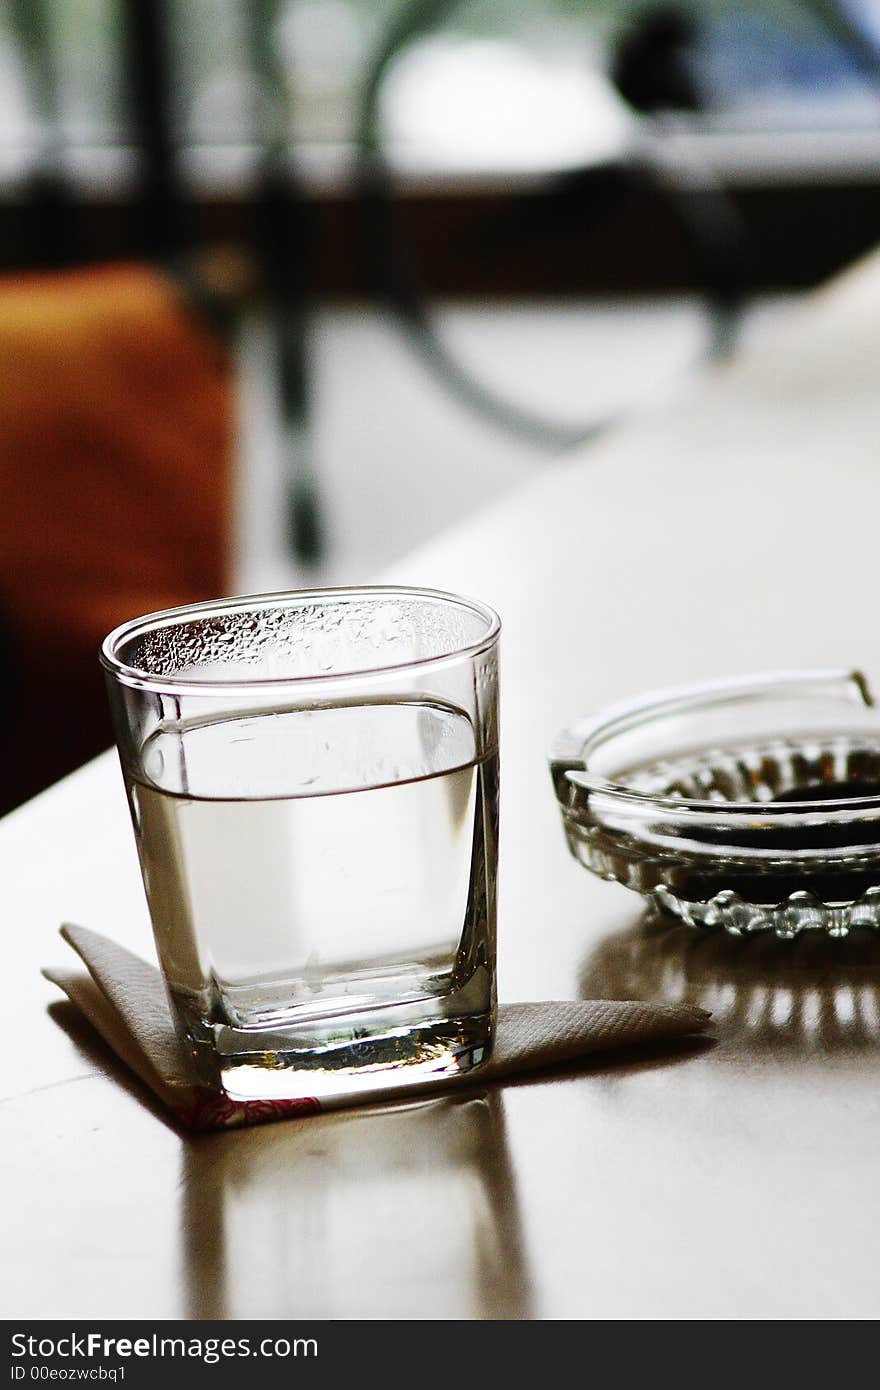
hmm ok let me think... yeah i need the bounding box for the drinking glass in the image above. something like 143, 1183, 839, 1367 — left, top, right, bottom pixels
101, 586, 500, 1103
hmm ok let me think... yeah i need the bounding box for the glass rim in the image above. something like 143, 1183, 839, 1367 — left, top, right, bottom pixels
100, 585, 501, 695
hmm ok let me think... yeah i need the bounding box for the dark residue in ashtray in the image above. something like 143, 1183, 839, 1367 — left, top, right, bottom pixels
772, 778, 880, 803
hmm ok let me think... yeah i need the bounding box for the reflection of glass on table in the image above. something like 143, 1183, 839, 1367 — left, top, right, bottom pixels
181, 1092, 532, 1320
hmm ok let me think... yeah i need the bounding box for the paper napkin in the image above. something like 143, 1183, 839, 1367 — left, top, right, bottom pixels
45, 924, 710, 1131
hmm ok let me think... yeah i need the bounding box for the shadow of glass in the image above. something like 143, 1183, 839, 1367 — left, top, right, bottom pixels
180, 1089, 533, 1320
579, 910, 880, 1054
46, 999, 179, 1131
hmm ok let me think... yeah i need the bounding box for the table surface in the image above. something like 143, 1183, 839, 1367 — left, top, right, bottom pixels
6, 254, 880, 1321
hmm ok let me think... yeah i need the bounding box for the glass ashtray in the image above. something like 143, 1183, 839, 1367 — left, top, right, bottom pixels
549, 668, 880, 938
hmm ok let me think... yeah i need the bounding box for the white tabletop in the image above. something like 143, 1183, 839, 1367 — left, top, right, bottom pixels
5, 251, 880, 1319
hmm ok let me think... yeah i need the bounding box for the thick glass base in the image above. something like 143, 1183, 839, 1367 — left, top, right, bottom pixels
174, 991, 494, 1104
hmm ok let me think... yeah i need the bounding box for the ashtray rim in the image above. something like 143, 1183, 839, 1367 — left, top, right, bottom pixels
550, 666, 880, 822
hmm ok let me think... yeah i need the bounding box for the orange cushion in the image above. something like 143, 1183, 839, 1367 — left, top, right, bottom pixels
0, 262, 234, 805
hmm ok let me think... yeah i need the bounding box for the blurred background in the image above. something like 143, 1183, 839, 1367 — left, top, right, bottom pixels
4, 0, 880, 811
